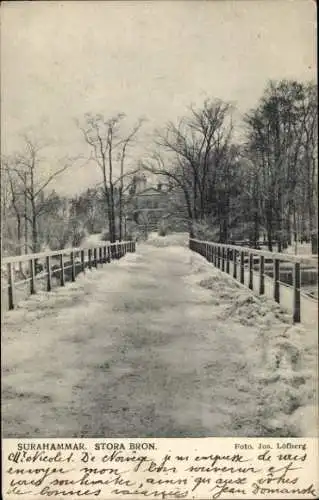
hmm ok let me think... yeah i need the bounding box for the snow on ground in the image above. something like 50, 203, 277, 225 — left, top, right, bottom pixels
2, 233, 317, 438
283, 242, 315, 256
146, 231, 189, 247
81, 232, 105, 246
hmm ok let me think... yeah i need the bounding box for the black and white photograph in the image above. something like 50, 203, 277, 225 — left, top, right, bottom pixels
1, 0, 318, 446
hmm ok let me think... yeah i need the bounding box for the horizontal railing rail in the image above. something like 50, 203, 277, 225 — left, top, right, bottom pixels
1, 240, 136, 311
189, 238, 318, 325
189, 239, 318, 267
1, 240, 133, 265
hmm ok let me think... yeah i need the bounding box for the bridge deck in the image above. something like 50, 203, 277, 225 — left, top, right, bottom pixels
2, 241, 317, 438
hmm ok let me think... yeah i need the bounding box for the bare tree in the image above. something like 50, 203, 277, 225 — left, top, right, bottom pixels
78, 113, 144, 243
10, 136, 76, 253
299, 83, 318, 252
142, 152, 196, 236
245, 80, 318, 252
1, 158, 25, 260
142, 99, 238, 240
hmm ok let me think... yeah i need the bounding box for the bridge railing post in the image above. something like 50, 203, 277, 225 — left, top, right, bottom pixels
249, 253, 253, 290
293, 262, 301, 323
240, 251, 245, 284
274, 258, 280, 303
88, 249, 92, 270
30, 258, 36, 294
81, 250, 85, 273
111, 243, 116, 260
233, 249, 237, 279
221, 247, 225, 272
7, 262, 15, 310
259, 255, 265, 295
226, 248, 230, 274
60, 253, 65, 286
71, 251, 75, 282
99, 247, 103, 265
93, 248, 98, 268
46, 256, 52, 292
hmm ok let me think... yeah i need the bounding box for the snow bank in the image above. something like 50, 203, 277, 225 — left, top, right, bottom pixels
187, 251, 318, 437
81, 232, 104, 246
145, 232, 189, 247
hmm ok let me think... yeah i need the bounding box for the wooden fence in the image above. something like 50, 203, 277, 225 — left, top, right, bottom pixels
189, 238, 318, 325
1, 240, 136, 311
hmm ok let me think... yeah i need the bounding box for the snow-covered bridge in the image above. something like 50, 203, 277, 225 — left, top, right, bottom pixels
2, 233, 318, 438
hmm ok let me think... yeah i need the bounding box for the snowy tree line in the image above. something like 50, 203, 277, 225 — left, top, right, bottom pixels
144, 80, 318, 252
2, 79, 317, 257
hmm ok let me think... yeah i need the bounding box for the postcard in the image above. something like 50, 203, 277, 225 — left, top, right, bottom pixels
1, 1, 318, 498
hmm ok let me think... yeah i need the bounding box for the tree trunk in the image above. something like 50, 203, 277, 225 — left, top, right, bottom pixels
16, 215, 25, 276
285, 206, 292, 246
253, 210, 259, 248
32, 214, 38, 253
311, 232, 318, 255
180, 184, 195, 238
24, 173, 29, 254
24, 216, 29, 254
119, 198, 123, 241
265, 200, 273, 251
188, 220, 195, 238
266, 219, 273, 252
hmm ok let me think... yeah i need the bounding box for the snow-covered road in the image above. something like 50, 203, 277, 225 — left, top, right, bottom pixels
2, 237, 318, 438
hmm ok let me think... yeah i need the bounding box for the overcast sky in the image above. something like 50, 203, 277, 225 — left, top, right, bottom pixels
1, 0, 317, 194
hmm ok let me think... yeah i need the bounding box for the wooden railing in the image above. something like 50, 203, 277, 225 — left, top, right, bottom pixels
1, 240, 136, 311
189, 238, 318, 325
